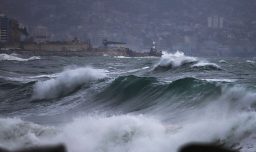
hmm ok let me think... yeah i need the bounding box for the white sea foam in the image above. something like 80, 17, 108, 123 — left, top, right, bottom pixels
154, 51, 221, 70
126, 66, 150, 73
246, 60, 255, 64
32, 67, 107, 99
219, 60, 227, 63
29, 73, 59, 79
1, 110, 256, 152
191, 61, 221, 69
0, 76, 31, 83
115, 56, 159, 59
203, 78, 236, 83
0, 73, 59, 84
0, 54, 40, 61
155, 51, 198, 68
2, 80, 256, 152
114, 56, 131, 59
0, 117, 56, 150
2, 86, 256, 151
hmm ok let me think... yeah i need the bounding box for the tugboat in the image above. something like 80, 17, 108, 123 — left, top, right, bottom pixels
149, 41, 162, 57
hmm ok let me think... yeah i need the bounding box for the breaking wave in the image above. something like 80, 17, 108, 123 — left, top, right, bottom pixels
202, 78, 236, 83
95, 76, 223, 112
191, 61, 221, 70
246, 60, 255, 64
1, 110, 256, 152
1, 76, 256, 152
154, 51, 221, 71
0, 54, 40, 61
154, 51, 197, 70
1, 54, 256, 152
32, 67, 107, 100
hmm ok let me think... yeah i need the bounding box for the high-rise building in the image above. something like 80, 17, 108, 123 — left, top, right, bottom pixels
0, 14, 24, 44
0, 14, 10, 43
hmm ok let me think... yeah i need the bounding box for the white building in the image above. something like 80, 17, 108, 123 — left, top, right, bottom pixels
32, 26, 49, 43
208, 16, 224, 29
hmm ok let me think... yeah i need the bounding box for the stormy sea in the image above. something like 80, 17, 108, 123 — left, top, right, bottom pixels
0, 51, 256, 152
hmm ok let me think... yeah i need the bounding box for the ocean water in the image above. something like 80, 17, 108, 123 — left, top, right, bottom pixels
0, 51, 256, 152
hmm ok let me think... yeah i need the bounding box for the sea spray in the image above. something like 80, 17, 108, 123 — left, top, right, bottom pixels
32, 67, 107, 100
154, 51, 197, 69
154, 51, 221, 71
0, 118, 56, 150
3, 84, 256, 152
1, 112, 256, 152
246, 60, 255, 64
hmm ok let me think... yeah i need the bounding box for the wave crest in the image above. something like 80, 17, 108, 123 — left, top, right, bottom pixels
154, 51, 197, 69
154, 51, 221, 71
0, 54, 40, 61
32, 67, 107, 100
95, 76, 221, 112
191, 61, 221, 70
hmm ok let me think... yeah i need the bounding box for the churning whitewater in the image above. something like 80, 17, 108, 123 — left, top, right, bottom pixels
1, 51, 256, 152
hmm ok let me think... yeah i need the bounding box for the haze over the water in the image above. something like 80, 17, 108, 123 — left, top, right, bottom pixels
1, 0, 256, 56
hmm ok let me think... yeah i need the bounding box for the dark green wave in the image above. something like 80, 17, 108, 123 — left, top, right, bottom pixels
95, 75, 222, 111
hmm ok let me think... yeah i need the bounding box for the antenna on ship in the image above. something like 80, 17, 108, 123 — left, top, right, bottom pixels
152, 41, 156, 50
150, 40, 157, 52
149, 40, 162, 57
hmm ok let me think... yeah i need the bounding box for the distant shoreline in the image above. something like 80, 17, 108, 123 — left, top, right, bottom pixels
0, 48, 161, 57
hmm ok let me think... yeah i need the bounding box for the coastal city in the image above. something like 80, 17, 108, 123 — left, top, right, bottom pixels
0, 14, 163, 57
1, 0, 256, 57
1, 1, 256, 152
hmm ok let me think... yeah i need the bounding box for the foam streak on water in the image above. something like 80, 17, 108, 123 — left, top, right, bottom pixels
0, 54, 40, 61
